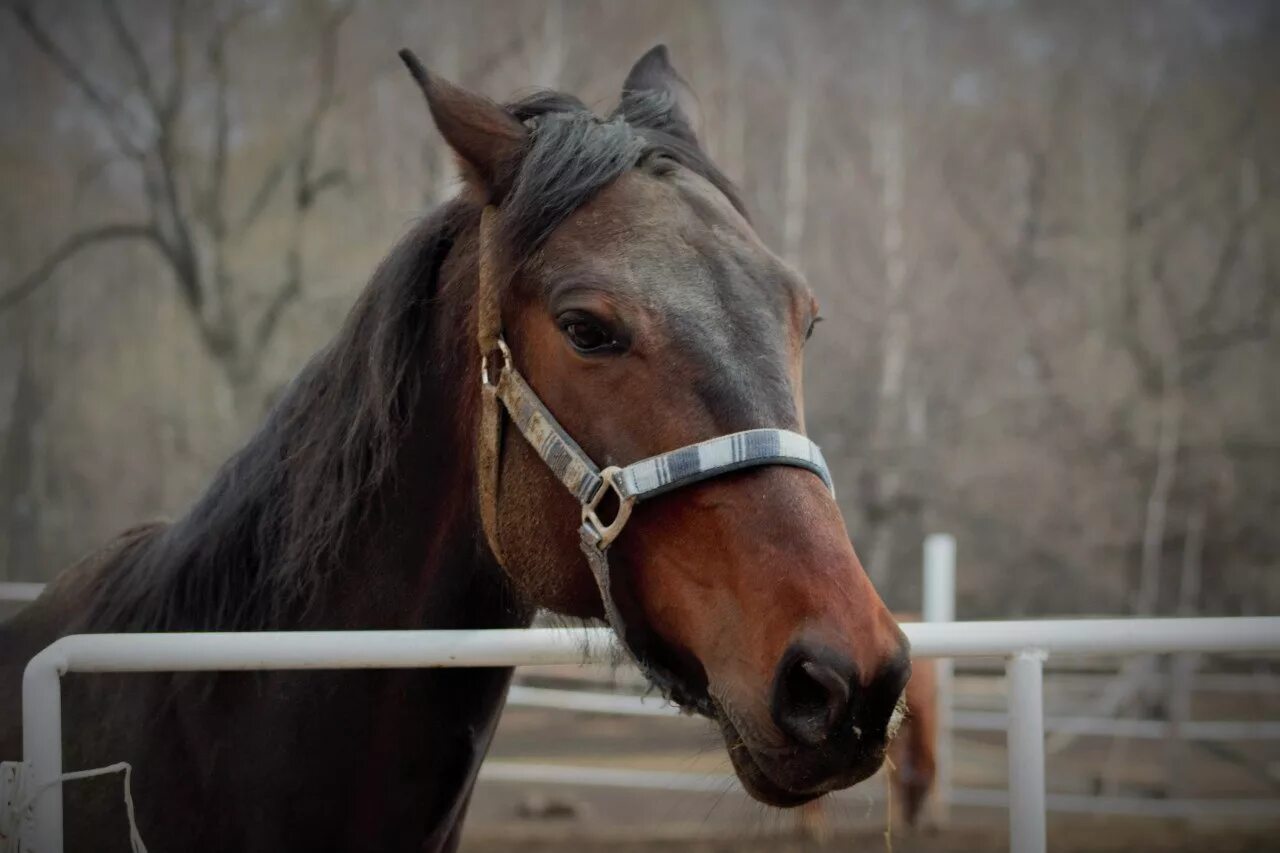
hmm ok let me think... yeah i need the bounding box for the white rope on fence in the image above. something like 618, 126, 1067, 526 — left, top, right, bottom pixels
15, 763, 146, 853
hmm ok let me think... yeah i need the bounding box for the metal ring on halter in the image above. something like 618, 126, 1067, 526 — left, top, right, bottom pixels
581, 466, 635, 549
480, 338, 513, 387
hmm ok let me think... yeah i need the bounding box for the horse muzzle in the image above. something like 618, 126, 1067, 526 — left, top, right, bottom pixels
714, 637, 912, 807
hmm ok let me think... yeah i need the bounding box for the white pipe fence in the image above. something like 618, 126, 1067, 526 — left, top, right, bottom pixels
506, 684, 1280, 741
5, 618, 1279, 853
0, 583, 42, 603
923, 532, 956, 824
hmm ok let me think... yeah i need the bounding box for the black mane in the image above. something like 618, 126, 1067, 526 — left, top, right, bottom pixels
500, 88, 746, 262
78, 200, 474, 632
75, 84, 745, 633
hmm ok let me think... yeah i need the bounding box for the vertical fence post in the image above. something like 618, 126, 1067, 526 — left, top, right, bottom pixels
923, 533, 955, 825
1007, 650, 1047, 853
22, 652, 65, 853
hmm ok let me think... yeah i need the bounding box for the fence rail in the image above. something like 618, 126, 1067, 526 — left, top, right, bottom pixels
0, 583, 42, 603
5, 617, 1279, 853
508, 684, 1280, 741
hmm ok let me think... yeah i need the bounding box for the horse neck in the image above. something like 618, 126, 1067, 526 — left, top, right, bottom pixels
314, 337, 519, 632
300, 261, 523, 632
79, 215, 528, 634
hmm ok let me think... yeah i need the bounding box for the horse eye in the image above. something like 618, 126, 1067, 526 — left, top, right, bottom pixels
561, 316, 617, 353
806, 315, 823, 342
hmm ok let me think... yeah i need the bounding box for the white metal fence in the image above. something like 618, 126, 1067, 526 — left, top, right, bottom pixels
3, 618, 1279, 853
0, 584, 41, 604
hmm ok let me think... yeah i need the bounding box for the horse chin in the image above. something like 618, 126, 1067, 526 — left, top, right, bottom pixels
637, 663, 807, 808
624, 635, 885, 806
716, 715, 822, 808
712, 701, 895, 808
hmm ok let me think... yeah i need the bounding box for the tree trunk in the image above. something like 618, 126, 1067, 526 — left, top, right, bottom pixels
1134, 379, 1182, 616
865, 39, 909, 589
1164, 502, 1204, 797
781, 46, 809, 267
0, 325, 45, 581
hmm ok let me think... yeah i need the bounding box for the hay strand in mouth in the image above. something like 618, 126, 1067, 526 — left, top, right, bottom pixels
886, 691, 909, 742
883, 754, 897, 852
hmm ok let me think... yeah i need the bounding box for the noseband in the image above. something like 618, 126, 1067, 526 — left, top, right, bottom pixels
474, 206, 835, 702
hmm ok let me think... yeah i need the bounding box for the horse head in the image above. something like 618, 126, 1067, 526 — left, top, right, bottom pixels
403, 45, 909, 807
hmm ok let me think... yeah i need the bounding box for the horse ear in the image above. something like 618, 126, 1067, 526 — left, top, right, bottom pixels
619, 45, 702, 146
398, 49, 528, 200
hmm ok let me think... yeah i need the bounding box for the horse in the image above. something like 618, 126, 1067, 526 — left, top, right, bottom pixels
0, 46, 909, 852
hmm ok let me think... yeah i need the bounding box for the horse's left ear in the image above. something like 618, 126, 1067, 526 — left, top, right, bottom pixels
399, 49, 528, 201
618, 45, 702, 146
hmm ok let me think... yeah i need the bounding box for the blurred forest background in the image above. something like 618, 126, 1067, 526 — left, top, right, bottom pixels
0, 0, 1277, 620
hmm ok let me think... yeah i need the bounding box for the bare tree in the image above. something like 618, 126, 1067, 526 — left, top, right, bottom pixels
0, 325, 45, 581
1, 0, 353, 416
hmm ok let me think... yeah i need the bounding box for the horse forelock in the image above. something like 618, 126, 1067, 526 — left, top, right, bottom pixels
496, 88, 746, 267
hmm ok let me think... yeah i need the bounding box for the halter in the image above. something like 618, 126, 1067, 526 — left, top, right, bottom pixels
474, 206, 835, 690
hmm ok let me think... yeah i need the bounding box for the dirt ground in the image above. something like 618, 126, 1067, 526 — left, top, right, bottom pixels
460, 675, 1280, 852
462, 786, 1280, 852
462, 819, 1280, 853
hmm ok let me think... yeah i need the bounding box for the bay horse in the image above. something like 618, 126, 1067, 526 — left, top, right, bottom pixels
0, 46, 909, 852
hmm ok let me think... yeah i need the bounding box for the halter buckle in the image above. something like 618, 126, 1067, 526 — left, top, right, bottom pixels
480, 338, 512, 387
582, 466, 634, 550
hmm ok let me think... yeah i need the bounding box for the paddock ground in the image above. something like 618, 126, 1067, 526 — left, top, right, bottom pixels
462, 819, 1278, 853
461, 677, 1280, 852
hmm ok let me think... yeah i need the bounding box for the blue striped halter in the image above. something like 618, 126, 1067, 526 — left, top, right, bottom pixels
474, 207, 835, 669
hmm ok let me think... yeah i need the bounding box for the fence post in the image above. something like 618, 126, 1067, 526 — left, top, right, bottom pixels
1007, 650, 1047, 853
22, 649, 65, 853
923, 533, 955, 825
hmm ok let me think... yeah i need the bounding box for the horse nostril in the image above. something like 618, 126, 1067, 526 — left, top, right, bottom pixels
772, 651, 854, 747
800, 660, 851, 725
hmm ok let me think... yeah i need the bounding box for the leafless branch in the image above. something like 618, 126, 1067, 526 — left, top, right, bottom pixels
293, 2, 351, 205
1190, 193, 1266, 333
236, 159, 291, 235
100, 0, 159, 110
1132, 100, 1259, 223
161, 0, 188, 123
204, 24, 231, 238
941, 153, 1017, 284
1116, 61, 1167, 221
1010, 144, 1048, 290
1185, 317, 1273, 357
1113, 288, 1163, 394
254, 272, 303, 354
9, 2, 145, 160
235, 2, 351, 235
0, 224, 161, 314
942, 143, 1056, 388
1183, 268, 1276, 379
298, 168, 349, 210
72, 151, 128, 200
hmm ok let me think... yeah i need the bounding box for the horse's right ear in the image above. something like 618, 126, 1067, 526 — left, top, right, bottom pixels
399, 49, 528, 201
